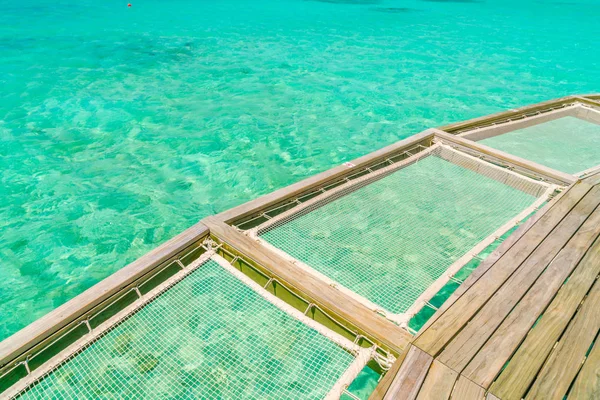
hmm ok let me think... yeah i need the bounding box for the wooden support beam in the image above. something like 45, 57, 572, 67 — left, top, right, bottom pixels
432, 130, 577, 186
0, 222, 209, 370
202, 216, 412, 354
214, 130, 435, 224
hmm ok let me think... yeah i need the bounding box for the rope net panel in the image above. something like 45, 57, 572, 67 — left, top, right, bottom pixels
258, 146, 544, 316
17, 259, 356, 400
480, 116, 600, 175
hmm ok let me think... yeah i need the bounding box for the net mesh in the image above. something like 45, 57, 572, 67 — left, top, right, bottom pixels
17, 260, 355, 400
258, 146, 543, 315
480, 116, 600, 175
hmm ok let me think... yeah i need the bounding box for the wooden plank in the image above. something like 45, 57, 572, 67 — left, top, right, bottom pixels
383, 345, 433, 400
526, 276, 600, 400
414, 183, 592, 355
462, 205, 600, 386
415, 360, 458, 400
438, 95, 578, 133
202, 217, 412, 353
214, 130, 435, 224
568, 338, 600, 400
369, 346, 410, 400
0, 222, 209, 369
486, 394, 501, 400
490, 237, 600, 399
451, 376, 486, 400
433, 130, 576, 186
415, 184, 570, 337
438, 185, 600, 371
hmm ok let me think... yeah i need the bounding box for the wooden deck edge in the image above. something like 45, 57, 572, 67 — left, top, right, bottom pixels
382, 345, 433, 400
0, 222, 210, 370
202, 216, 412, 354
432, 129, 577, 186
369, 346, 411, 400
213, 129, 436, 225
437, 95, 583, 134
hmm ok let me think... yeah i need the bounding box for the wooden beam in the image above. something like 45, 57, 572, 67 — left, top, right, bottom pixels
214, 130, 435, 224
438, 95, 580, 134
432, 130, 576, 186
383, 345, 433, 400
369, 347, 410, 400
414, 183, 592, 356
415, 360, 458, 400
202, 217, 412, 354
438, 185, 600, 371
490, 237, 600, 399
526, 276, 600, 400
463, 205, 600, 387
0, 222, 209, 370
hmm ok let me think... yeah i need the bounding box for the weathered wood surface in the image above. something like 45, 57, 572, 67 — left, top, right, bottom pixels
463, 206, 600, 387
415, 360, 457, 400
202, 216, 412, 354
0, 222, 209, 370
369, 347, 410, 400
379, 181, 600, 400
414, 182, 592, 355
214, 130, 435, 224
488, 236, 600, 399
438, 185, 600, 371
451, 376, 486, 400
568, 338, 600, 400
433, 130, 576, 186
415, 185, 569, 337
383, 345, 432, 400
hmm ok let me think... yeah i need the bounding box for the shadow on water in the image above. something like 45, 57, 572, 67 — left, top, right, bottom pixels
370, 7, 419, 13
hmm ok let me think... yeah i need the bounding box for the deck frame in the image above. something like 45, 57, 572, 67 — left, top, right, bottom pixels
2, 94, 600, 398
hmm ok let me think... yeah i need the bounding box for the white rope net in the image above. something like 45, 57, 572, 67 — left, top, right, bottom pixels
254, 145, 549, 320
15, 256, 371, 400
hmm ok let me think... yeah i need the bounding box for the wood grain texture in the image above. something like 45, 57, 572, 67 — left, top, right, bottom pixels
568, 338, 600, 400
460, 202, 600, 385
414, 183, 592, 356
415, 360, 458, 400
450, 376, 485, 400
526, 276, 600, 400
0, 222, 209, 369
490, 237, 600, 399
383, 345, 433, 400
415, 184, 570, 337
202, 216, 412, 353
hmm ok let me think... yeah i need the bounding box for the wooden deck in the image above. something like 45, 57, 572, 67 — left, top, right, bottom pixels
371, 175, 600, 400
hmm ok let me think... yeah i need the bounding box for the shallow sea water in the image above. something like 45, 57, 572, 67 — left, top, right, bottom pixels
1, 0, 600, 340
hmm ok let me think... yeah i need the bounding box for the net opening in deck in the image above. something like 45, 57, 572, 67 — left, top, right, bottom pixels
246, 144, 553, 327
459, 104, 600, 177
5, 245, 392, 400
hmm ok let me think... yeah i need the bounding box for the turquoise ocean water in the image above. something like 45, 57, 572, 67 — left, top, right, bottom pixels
1, 0, 599, 341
